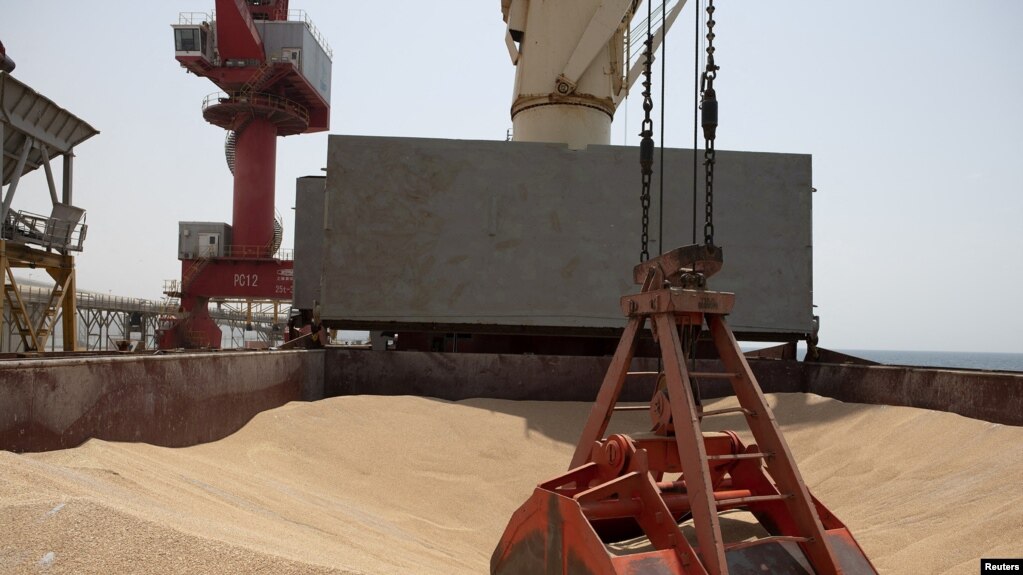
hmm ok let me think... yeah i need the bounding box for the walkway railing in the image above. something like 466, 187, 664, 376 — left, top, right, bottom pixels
176, 10, 332, 58
2, 210, 87, 252
287, 9, 333, 58
12, 283, 287, 323
203, 91, 310, 125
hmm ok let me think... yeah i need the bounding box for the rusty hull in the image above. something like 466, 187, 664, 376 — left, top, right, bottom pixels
326, 349, 1022, 426
0, 350, 324, 453
804, 361, 1023, 426
2, 346, 1019, 455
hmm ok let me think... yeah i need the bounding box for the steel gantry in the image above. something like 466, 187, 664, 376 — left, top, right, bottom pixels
1, 70, 97, 353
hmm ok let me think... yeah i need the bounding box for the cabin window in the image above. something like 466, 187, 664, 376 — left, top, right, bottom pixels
175, 28, 201, 52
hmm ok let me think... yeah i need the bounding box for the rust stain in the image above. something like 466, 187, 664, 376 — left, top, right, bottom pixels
549, 211, 562, 233
560, 256, 580, 280
0, 352, 321, 453
446, 255, 469, 266
448, 282, 469, 306
495, 239, 521, 250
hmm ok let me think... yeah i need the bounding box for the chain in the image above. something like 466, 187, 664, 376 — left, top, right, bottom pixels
704, 141, 715, 244
700, 0, 719, 246
639, 15, 655, 262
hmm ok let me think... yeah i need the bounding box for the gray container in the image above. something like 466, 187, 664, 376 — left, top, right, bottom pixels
309, 136, 814, 340
178, 221, 231, 260
255, 21, 332, 103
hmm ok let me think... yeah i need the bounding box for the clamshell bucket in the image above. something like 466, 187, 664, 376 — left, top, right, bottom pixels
491, 247, 876, 575
492, 436, 876, 575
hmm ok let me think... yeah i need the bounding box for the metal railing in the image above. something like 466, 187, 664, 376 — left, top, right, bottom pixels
177, 12, 213, 25
214, 245, 294, 260
77, 292, 178, 314
287, 9, 333, 59
12, 284, 178, 314
163, 279, 181, 296
2, 210, 87, 252
176, 10, 331, 59
4, 282, 292, 351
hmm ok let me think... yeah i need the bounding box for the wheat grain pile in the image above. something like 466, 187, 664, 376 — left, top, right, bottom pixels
1, 393, 1020, 574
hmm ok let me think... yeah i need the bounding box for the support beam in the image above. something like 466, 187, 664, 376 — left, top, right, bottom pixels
0, 241, 77, 352
559, 0, 634, 90
569, 316, 644, 469
62, 151, 73, 205
656, 312, 727, 575
2, 241, 70, 269
40, 146, 59, 206
39, 265, 75, 351
0, 241, 5, 352
2, 256, 39, 350
214, 0, 267, 60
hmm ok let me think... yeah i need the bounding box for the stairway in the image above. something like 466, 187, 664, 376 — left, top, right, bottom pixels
224, 130, 237, 174
181, 254, 210, 291
239, 60, 274, 98
269, 210, 283, 257
224, 117, 254, 175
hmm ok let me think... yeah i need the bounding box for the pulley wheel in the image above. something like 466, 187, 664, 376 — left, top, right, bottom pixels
649, 372, 674, 435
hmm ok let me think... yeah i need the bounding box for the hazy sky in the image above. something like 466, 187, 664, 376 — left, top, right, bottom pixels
2, 1, 1021, 352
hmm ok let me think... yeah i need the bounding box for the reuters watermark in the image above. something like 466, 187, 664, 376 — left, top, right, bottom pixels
982, 559, 1023, 573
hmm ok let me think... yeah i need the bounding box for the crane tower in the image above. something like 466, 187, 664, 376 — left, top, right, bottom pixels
503, 0, 684, 148
164, 0, 331, 348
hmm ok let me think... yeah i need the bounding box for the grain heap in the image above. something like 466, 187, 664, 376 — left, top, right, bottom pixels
1, 393, 1020, 574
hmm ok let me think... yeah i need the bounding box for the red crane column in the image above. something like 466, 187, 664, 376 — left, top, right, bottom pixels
232, 118, 278, 253
166, 0, 331, 349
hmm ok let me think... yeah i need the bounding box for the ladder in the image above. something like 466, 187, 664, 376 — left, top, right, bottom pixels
238, 60, 275, 98
181, 254, 210, 291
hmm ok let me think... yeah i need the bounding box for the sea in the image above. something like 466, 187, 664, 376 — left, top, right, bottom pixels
829, 349, 1023, 372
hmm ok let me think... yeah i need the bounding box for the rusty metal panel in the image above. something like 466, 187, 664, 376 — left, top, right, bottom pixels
323, 349, 804, 402
316, 136, 813, 338
804, 362, 1023, 426
320, 348, 1023, 426
0, 350, 324, 453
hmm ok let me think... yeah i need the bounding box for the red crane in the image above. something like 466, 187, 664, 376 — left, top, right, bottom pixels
162, 0, 331, 348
